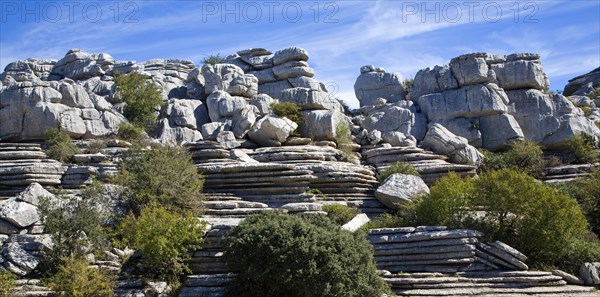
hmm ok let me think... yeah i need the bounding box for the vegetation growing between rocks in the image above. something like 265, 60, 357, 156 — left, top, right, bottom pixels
413, 169, 599, 273
271, 102, 302, 126
44, 128, 80, 162
114, 71, 164, 130
116, 203, 204, 285
114, 145, 204, 215
554, 168, 600, 236
334, 121, 358, 162
116, 122, 145, 144
479, 140, 547, 178
38, 181, 112, 272
588, 87, 600, 99
0, 271, 16, 297
224, 212, 389, 297
379, 161, 420, 182
202, 53, 225, 65
322, 204, 360, 225
47, 256, 115, 297
567, 133, 600, 164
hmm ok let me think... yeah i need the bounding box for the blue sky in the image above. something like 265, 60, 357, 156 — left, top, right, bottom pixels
1, 0, 599, 108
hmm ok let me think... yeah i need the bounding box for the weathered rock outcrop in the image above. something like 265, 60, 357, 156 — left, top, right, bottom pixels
564, 67, 600, 96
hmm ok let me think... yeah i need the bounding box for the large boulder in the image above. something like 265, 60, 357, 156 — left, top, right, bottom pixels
354, 65, 406, 107
206, 91, 249, 122
202, 64, 258, 98
449, 53, 495, 87
564, 67, 600, 96
479, 114, 525, 150
164, 99, 209, 130
417, 83, 509, 122
16, 183, 55, 206
1, 242, 40, 275
280, 88, 341, 110
411, 64, 459, 100
300, 110, 347, 141
491, 58, 549, 91
272, 47, 309, 65
0, 198, 40, 228
375, 174, 429, 210
50, 49, 114, 80
580, 262, 600, 285
248, 116, 298, 146
360, 102, 423, 139
423, 124, 483, 165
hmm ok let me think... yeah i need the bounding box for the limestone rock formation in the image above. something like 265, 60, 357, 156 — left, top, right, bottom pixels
564, 67, 600, 96
354, 65, 406, 107
422, 124, 483, 165
375, 174, 429, 210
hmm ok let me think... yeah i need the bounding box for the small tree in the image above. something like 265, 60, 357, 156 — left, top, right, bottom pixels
114, 72, 164, 130
224, 212, 389, 297
567, 133, 600, 164
38, 181, 111, 271
117, 204, 204, 285
114, 145, 204, 214
334, 121, 358, 162
44, 128, 80, 162
47, 256, 115, 297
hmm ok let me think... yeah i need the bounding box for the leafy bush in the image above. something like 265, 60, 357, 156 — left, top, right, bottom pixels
361, 213, 410, 232
567, 133, 600, 164
44, 128, 80, 162
117, 204, 204, 284
379, 161, 419, 182
403, 78, 414, 94
85, 140, 107, 154
322, 204, 360, 225
114, 72, 164, 130
38, 181, 111, 271
588, 87, 600, 99
271, 102, 302, 126
224, 212, 389, 297
480, 140, 546, 178
554, 169, 600, 236
413, 169, 594, 272
116, 122, 144, 143
334, 121, 358, 162
581, 106, 592, 117
47, 256, 115, 297
202, 53, 224, 65
115, 145, 204, 214
0, 271, 16, 297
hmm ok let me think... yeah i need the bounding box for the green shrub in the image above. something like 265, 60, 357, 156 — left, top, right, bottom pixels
116, 122, 144, 143
555, 169, 600, 236
44, 128, 80, 162
85, 140, 107, 154
403, 78, 414, 94
271, 102, 302, 126
588, 87, 600, 99
202, 53, 224, 65
114, 72, 164, 130
334, 121, 358, 162
117, 204, 204, 284
361, 213, 410, 232
224, 212, 389, 297
115, 145, 204, 214
322, 204, 360, 225
38, 181, 111, 271
581, 106, 592, 117
0, 271, 16, 297
379, 161, 419, 182
480, 140, 546, 178
47, 256, 115, 297
567, 133, 600, 164
413, 169, 593, 272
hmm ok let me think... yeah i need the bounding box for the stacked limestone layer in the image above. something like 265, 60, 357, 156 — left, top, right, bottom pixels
543, 163, 600, 184
368, 227, 528, 273
384, 271, 599, 296
362, 146, 477, 185
0, 143, 64, 198
178, 273, 235, 297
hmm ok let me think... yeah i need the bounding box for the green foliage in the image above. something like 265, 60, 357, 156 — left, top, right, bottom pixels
44, 128, 80, 162
117, 204, 204, 284
116, 122, 144, 143
114, 145, 204, 214
413, 169, 594, 272
202, 53, 224, 65
0, 271, 16, 297
554, 169, 600, 236
379, 161, 420, 182
271, 102, 302, 126
403, 78, 414, 94
334, 121, 357, 162
361, 213, 410, 231
479, 140, 546, 178
581, 106, 592, 117
47, 256, 115, 297
38, 181, 111, 271
305, 189, 328, 199
588, 87, 600, 99
85, 140, 107, 154
224, 212, 389, 297
322, 204, 360, 225
114, 71, 164, 130
567, 133, 600, 164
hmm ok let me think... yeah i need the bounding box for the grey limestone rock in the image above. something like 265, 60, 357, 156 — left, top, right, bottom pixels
375, 174, 429, 210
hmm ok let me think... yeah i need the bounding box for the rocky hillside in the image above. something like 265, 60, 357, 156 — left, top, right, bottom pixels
1, 47, 600, 296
